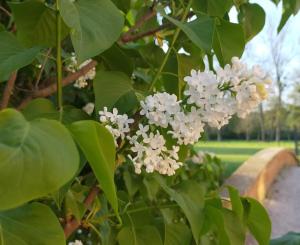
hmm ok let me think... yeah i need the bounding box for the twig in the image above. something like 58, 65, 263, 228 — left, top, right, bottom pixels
122, 6, 157, 39
120, 11, 194, 43
35, 48, 52, 89
64, 186, 100, 238
17, 60, 97, 109
121, 23, 170, 43
0, 6, 11, 17
0, 72, 17, 109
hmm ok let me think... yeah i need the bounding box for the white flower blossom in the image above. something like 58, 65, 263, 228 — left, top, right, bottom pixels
97, 57, 270, 176
82, 102, 94, 115
140, 92, 181, 128
183, 57, 271, 125
68, 240, 83, 245
99, 107, 134, 145
168, 107, 205, 145
67, 54, 96, 89
128, 130, 183, 176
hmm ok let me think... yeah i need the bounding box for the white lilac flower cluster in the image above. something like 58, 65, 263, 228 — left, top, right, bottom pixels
98, 57, 271, 176
127, 125, 182, 175
68, 240, 83, 245
99, 107, 134, 145
67, 54, 96, 88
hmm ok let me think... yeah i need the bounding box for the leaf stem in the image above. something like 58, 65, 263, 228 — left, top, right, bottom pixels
56, 0, 63, 119
148, 0, 193, 91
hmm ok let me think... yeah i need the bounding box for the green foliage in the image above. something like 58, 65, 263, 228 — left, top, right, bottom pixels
22, 98, 89, 123
243, 197, 271, 245
0, 202, 65, 245
117, 225, 163, 245
0, 109, 79, 210
155, 177, 205, 243
238, 3, 266, 41
59, 0, 124, 62
162, 13, 215, 52
93, 71, 137, 113
270, 232, 300, 245
0, 31, 41, 81
69, 120, 119, 215
193, 0, 233, 17
9, 0, 69, 47
277, 0, 300, 32
213, 19, 245, 66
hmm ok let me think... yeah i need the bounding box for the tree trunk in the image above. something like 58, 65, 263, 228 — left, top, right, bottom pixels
275, 79, 282, 142
258, 104, 265, 141
294, 126, 299, 155
217, 130, 222, 141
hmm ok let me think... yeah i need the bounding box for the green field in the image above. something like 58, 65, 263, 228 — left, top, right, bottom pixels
195, 141, 296, 177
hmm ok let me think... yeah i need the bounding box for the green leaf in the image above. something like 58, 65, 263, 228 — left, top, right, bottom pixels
112, 0, 131, 13
155, 176, 205, 243
64, 190, 84, 221
162, 13, 215, 51
59, 0, 124, 62
0, 23, 5, 31
161, 209, 192, 245
227, 186, 243, 220
123, 170, 142, 197
193, 0, 233, 17
0, 32, 41, 81
0, 109, 79, 210
213, 19, 245, 66
177, 53, 204, 97
9, 0, 69, 47
238, 3, 266, 41
22, 98, 89, 123
0, 202, 65, 245
270, 232, 300, 245
101, 44, 134, 76
93, 71, 135, 112
278, 0, 300, 32
243, 197, 271, 245
222, 209, 246, 245
117, 225, 163, 245
205, 206, 246, 245
69, 121, 118, 214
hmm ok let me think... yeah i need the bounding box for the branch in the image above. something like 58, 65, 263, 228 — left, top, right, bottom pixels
120, 11, 195, 43
121, 4, 157, 43
18, 60, 97, 109
0, 6, 11, 17
64, 186, 100, 238
121, 23, 170, 43
1, 72, 17, 109
35, 48, 52, 89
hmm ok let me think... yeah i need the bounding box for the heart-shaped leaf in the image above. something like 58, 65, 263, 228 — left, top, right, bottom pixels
0, 32, 41, 81
238, 3, 266, 41
93, 71, 137, 113
0, 202, 65, 245
0, 109, 79, 210
59, 0, 124, 62
213, 20, 245, 66
161, 12, 215, 52
9, 0, 69, 47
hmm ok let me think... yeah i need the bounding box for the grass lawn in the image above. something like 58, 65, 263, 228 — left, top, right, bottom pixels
194, 141, 296, 177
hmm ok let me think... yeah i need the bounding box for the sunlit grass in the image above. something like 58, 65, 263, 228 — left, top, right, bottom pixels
194, 141, 296, 177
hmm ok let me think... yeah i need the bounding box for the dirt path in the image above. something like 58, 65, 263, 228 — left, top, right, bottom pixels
264, 166, 300, 239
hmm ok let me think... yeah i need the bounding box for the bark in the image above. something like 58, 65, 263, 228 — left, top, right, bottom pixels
217, 130, 222, 141
259, 104, 265, 141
